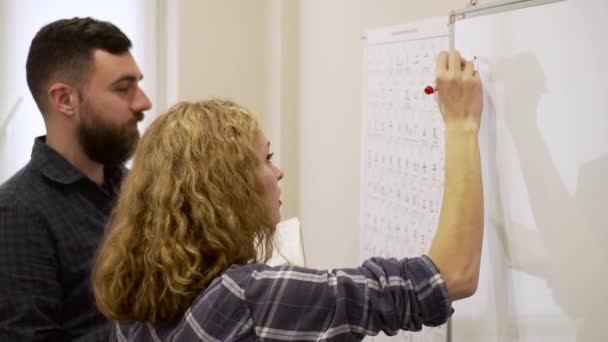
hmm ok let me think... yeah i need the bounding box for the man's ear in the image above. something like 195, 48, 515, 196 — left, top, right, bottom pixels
48, 83, 78, 118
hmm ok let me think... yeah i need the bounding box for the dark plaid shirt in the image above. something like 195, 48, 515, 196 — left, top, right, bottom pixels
0, 136, 125, 341
116, 256, 453, 341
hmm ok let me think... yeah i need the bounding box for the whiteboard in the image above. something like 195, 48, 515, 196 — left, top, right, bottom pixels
450, 0, 608, 341
360, 17, 449, 342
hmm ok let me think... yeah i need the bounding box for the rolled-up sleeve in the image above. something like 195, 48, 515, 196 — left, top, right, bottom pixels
239, 256, 453, 340
359, 256, 453, 332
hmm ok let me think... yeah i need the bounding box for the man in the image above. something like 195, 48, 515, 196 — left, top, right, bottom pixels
0, 17, 152, 341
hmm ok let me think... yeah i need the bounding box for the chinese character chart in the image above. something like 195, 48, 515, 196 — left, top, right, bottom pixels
360, 17, 449, 342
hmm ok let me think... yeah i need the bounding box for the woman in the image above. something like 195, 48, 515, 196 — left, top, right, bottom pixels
93, 50, 483, 341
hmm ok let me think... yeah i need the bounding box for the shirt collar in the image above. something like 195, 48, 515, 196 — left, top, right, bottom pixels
32, 136, 125, 186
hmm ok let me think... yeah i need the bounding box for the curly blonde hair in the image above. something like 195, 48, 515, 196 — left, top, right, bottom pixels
92, 99, 275, 324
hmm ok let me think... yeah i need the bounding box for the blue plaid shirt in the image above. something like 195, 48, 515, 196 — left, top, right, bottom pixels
0, 137, 124, 341
115, 256, 452, 341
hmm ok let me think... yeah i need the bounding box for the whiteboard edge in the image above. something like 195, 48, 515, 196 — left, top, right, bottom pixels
449, 0, 567, 22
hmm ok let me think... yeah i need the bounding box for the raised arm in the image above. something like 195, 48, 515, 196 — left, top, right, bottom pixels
428, 50, 484, 300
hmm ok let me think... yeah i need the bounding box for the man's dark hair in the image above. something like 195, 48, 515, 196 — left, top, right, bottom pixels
26, 17, 132, 113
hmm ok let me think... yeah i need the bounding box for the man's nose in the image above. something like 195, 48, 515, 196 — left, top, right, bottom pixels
132, 86, 152, 112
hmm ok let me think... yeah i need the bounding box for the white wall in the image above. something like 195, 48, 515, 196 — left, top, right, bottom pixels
161, 0, 270, 115
161, 0, 303, 219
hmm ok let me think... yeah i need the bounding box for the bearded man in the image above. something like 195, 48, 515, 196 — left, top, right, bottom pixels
0, 17, 152, 341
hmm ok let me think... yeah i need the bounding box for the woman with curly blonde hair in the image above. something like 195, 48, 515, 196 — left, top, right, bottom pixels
93, 99, 279, 322
93, 51, 484, 341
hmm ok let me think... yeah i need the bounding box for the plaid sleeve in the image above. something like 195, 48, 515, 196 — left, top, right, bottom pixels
0, 200, 63, 341
360, 255, 453, 331
237, 256, 453, 340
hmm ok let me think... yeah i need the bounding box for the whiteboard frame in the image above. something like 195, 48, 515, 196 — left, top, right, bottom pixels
448, 0, 566, 48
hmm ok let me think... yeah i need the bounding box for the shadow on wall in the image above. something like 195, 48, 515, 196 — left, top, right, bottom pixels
487, 51, 607, 342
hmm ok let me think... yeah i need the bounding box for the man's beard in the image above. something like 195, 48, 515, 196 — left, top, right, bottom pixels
77, 108, 143, 166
